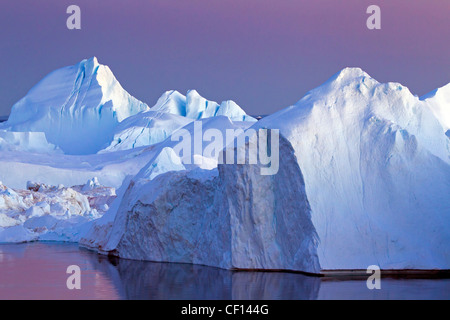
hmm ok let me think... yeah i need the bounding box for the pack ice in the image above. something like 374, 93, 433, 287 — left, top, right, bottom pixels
0, 179, 115, 243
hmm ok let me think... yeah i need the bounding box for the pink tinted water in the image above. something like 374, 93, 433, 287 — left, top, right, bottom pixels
0, 242, 119, 300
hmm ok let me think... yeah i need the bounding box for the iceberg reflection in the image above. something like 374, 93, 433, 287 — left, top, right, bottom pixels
90, 254, 320, 300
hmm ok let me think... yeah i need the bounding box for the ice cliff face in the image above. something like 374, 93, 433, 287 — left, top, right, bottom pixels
256, 68, 450, 270
421, 83, 450, 132
1, 57, 149, 155
0, 131, 61, 153
81, 133, 320, 274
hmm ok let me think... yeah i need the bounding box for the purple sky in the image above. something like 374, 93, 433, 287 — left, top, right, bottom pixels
0, 0, 449, 116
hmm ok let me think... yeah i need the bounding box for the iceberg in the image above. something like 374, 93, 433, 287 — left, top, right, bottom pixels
255, 68, 450, 270
0, 57, 149, 155
101, 90, 257, 152
81, 132, 320, 274
0, 58, 257, 155
1, 60, 448, 272
150, 89, 257, 122
82, 67, 449, 271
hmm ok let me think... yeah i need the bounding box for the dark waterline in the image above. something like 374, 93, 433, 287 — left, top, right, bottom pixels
0, 242, 448, 300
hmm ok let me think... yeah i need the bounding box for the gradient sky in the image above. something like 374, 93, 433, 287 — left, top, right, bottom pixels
0, 0, 449, 116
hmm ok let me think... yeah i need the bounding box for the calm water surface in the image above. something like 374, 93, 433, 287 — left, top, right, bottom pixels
0, 243, 448, 300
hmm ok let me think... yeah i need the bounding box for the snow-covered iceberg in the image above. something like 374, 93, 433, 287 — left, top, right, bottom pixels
150, 89, 257, 122
0, 58, 256, 155
255, 68, 450, 270
0, 57, 149, 155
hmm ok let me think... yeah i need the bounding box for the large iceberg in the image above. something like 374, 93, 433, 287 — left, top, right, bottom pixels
0, 57, 149, 155
255, 68, 450, 270
82, 67, 449, 272
81, 132, 320, 274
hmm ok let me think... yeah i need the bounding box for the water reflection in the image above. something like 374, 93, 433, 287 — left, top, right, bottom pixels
0, 243, 448, 300
90, 254, 320, 300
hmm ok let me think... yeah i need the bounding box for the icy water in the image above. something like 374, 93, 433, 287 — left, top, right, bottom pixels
0, 242, 448, 300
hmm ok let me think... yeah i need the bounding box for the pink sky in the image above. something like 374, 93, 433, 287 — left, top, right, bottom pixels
0, 0, 448, 115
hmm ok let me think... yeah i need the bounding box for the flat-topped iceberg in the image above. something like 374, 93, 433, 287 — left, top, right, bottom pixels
81, 133, 320, 274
